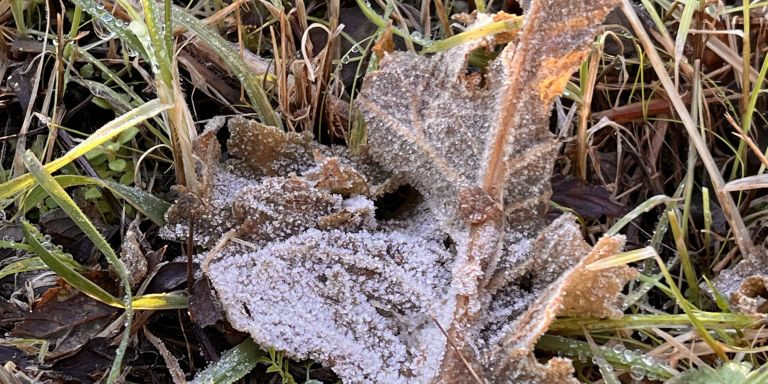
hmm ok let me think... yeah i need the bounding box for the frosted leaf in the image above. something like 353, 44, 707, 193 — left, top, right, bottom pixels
162, 120, 380, 247
713, 246, 768, 299
358, 0, 620, 238
173, 1, 633, 382
559, 235, 636, 319
162, 167, 254, 247
357, 37, 493, 235
317, 195, 377, 231
227, 116, 315, 176
730, 273, 768, 314
304, 154, 370, 196
232, 176, 342, 244
206, 229, 456, 383
120, 227, 147, 288
482, 217, 630, 378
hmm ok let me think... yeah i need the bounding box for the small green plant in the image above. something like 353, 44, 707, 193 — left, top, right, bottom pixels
257, 348, 297, 384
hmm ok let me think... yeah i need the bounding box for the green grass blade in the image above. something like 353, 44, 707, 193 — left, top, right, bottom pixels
606, 195, 676, 236
22, 151, 133, 383
0, 257, 48, 280
22, 175, 170, 226
70, 0, 150, 61
138, 0, 173, 86
0, 99, 170, 200
21, 220, 121, 307
549, 311, 757, 334
191, 339, 263, 384
170, 7, 282, 128
668, 210, 701, 305
536, 335, 677, 380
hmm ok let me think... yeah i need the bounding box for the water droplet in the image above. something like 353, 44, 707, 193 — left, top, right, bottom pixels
629, 365, 645, 381
96, 2, 105, 9
612, 344, 625, 354
101, 13, 114, 22
351, 44, 360, 53
43, 235, 52, 242
341, 56, 350, 64
411, 31, 422, 40
623, 349, 634, 361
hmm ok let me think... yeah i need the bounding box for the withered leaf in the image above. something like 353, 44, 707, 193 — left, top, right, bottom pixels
551, 174, 627, 219
206, 229, 455, 383
11, 289, 117, 360
171, 1, 628, 383
227, 116, 314, 176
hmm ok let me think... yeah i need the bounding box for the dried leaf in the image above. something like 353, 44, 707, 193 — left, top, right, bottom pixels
551, 175, 627, 219
170, 2, 627, 383
559, 235, 635, 319
713, 246, 768, 300
304, 154, 370, 196
206, 229, 455, 383
120, 228, 147, 289
189, 277, 224, 328
11, 288, 118, 360
227, 116, 314, 176
731, 274, 768, 314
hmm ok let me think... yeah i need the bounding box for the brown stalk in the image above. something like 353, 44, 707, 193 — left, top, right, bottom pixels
576, 44, 602, 181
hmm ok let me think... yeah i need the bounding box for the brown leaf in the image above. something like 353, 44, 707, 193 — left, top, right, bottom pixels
304, 153, 370, 196
227, 116, 314, 177
551, 174, 627, 219
189, 277, 223, 328
731, 274, 768, 314
372, 25, 395, 59
11, 289, 117, 360
48, 338, 125, 383
559, 235, 635, 319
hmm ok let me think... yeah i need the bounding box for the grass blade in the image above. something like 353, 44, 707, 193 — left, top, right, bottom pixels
21, 220, 121, 307
170, 6, 282, 128
22, 175, 171, 226
22, 151, 133, 383
132, 292, 188, 309
191, 339, 262, 384
0, 99, 170, 200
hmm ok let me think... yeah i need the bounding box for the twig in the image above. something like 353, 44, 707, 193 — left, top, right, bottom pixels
431, 316, 485, 384
725, 113, 768, 169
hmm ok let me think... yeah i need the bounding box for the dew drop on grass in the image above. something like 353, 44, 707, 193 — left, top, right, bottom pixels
96, 2, 105, 9
101, 13, 114, 23
612, 344, 625, 354
629, 365, 645, 381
